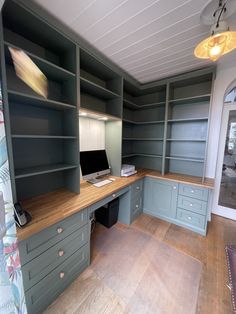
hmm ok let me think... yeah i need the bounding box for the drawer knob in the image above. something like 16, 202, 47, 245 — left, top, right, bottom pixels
57, 227, 63, 234
58, 250, 64, 257
112, 194, 116, 198
173, 186, 177, 190
59, 272, 65, 279
190, 203, 193, 207
188, 216, 192, 220
136, 186, 140, 190
135, 204, 139, 208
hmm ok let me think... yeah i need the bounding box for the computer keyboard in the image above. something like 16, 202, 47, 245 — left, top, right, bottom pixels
93, 179, 112, 187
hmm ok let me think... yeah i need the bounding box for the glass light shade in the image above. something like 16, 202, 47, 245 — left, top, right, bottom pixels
194, 31, 236, 61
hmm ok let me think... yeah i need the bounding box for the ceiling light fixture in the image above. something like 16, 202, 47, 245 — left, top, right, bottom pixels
194, 0, 236, 62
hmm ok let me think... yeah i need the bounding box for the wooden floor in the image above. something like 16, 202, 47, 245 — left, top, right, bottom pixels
131, 213, 236, 314
46, 213, 236, 314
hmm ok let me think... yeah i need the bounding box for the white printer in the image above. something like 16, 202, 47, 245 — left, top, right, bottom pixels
121, 164, 137, 177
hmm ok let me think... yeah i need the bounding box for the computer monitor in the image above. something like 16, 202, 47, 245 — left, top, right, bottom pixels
80, 149, 110, 183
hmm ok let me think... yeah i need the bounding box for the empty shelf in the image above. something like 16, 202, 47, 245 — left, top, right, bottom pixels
12, 135, 76, 139
80, 77, 120, 100
169, 94, 211, 105
122, 153, 162, 158
123, 138, 163, 141
166, 138, 206, 142
15, 164, 77, 179
165, 156, 204, 163
123, 118, 165, 125
168, 117, 208, 123
8, 90, 76, 110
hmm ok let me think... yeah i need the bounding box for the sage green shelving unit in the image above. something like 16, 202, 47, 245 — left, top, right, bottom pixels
122, 70, 213, 181
164, 73, 213, 179
1, 0, 80, 201
80, 49, 123, 119
122, 81, 166, 171
79, 49, 123, 176
0, 0, 215, 204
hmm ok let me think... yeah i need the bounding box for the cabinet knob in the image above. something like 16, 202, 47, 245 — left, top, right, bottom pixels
57, 227, 63, 234
190, 203, 193, 207
59, 272, 65, 279
112, 194, 116, 198
188, 216, 192, 220
136, 186, 140, 190
173, 186, 177, 190
58, 250, 64, 257
191, 190, 194, 193
135, 204, 139, 208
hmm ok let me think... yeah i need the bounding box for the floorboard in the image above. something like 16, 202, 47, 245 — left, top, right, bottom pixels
45, 213, 236, 314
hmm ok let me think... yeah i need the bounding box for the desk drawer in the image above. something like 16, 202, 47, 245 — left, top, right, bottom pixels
22, 224, 88, 291
89, 186, 129, 213
131, 195, 142, 222
179, 183, 208, 201
178, 195, 207, 216
25, 243, 89, 314
131, 179, 143, 198
177, 208, 206, 229
19, 209, 88, 265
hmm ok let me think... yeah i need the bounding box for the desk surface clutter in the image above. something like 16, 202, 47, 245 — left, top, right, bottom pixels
17, 169, 214, 241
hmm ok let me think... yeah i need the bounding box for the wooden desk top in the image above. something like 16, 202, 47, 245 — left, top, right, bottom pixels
17, 170, 214, 241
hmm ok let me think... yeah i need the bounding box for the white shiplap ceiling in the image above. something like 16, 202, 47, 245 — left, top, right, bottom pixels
33, 0, 236, 83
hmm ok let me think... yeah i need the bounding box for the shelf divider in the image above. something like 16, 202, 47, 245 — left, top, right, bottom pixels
15, 164, 78, 179
123, 138, 163, 141
80, 76, 120, 100
165, 156, 204, 163
8, 90, 76, 110
12, 135, 77, 139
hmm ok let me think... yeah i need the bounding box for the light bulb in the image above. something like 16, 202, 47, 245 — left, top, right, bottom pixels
208, 44, 224, 61
207, 33, 226, 61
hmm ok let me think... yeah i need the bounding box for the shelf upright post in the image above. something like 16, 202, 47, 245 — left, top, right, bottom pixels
201, 70, 216, 184
0, 15, 17, 202
162, 82, 170, 176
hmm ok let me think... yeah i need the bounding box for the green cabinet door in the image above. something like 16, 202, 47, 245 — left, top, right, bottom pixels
143, 177, 178, 219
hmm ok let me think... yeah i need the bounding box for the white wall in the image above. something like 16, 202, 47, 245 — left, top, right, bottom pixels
79, 117, 105, 151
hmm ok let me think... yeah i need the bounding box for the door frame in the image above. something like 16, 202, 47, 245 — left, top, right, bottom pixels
212, 102, 236, 220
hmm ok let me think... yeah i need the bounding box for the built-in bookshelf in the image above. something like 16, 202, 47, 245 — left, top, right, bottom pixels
122, 70, 213, 180
0, 1, 214, 203
79, 49, 123, 177
1, 0, 80, 201
80, 49, 122, 119
164, 73, 212, 177
122, 82, 166, 171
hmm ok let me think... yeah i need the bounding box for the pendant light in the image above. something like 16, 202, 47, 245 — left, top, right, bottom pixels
194, 0, 236, 62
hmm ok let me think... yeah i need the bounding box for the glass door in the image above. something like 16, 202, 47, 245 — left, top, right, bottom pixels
218, 110, 236, 209
214, 101, 236, 220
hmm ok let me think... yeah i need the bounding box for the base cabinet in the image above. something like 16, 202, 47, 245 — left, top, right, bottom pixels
143, 178, 209, 236
143, 177, 178, 219
25, 244, 89, 314
19, 208, 89, 314
119, 179, 143, 224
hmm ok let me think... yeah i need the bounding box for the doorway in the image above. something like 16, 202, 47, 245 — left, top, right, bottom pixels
213, 86, 236, 220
